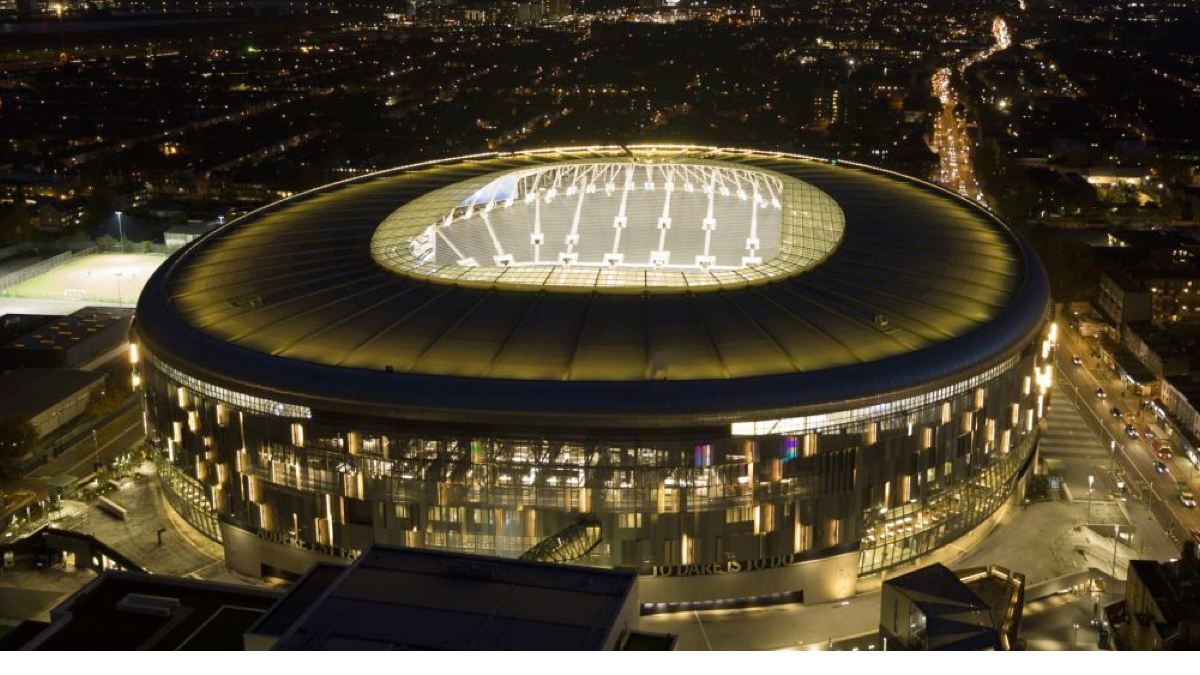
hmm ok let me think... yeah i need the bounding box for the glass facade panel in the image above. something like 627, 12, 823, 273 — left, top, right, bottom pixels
140, 337, 1044, 576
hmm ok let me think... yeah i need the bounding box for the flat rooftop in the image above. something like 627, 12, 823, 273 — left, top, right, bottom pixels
1, 306, 132, 354
260, 545, 639, 650
18, 572, 281, 651
0, 368, 105, 422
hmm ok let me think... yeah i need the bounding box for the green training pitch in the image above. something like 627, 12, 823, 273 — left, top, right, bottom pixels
2, 253, 167, 305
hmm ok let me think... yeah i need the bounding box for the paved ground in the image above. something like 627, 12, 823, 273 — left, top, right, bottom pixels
0, 297, 99, 316
952, 396, 1179, 584
639, 594, 880, 651
1057, 323, 1200, 543
1, 370, 1184, 648
639, 394, 1181, 650
0, 461, 269, 624
1021, 590, 1119, 651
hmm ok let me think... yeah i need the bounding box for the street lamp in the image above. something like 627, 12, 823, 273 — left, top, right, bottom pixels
115, 211, 125, 253
1087, 475, 1094, 521
1113, 524, 1121, 578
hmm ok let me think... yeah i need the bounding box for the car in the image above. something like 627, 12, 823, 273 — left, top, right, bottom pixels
1072, 354, 1083, 365
1155, 461, 1168, 474
1192, 529, 1200, 544
1144, 429, 1157, 442
1159, 448, 1174, 459
1096, 387, 1107, 399
1125, 424, 1140, 439
1110, 406, 1122, 418
1182, 491, 1197, 508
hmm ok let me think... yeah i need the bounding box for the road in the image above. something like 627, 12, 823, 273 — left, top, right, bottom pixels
930, 17, 1011, 204
19, 403, 146, 493
931, 67, 983, 201
1054, 323, 1199, 546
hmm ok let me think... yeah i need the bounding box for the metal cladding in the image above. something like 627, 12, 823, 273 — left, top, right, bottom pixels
133, 146, 1052, 583
136, 146, 1047, 432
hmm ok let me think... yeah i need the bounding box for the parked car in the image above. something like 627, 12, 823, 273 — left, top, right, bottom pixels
1096, 387, 1107, 399
1191, 529, 1200, 544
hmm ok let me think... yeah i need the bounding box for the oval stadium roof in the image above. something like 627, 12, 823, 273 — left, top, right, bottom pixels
136, 146, 1048, 429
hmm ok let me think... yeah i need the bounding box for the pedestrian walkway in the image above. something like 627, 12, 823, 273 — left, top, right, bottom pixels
1042, 395, 1109, 461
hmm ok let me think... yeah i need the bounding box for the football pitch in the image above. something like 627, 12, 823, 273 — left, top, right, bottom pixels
0, 253, 168, 306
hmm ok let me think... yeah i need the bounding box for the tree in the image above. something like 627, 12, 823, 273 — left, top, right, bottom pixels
0, 203, 32, 245
96, 234, 117, 251
82, 182, 120, 230
0, 419, 38, 479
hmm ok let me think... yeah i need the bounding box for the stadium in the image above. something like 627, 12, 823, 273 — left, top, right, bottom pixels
131, 145, 1052, 605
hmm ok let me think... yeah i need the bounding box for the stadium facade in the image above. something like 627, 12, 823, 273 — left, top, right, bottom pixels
132, 146, 1053, 604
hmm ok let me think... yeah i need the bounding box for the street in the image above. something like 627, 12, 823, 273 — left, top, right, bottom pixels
1054, 321, 1199, 545
2, 399, 146, 531
930, 17, 1011, 204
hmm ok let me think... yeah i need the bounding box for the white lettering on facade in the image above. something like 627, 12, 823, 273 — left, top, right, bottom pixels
649, 553, 794, 577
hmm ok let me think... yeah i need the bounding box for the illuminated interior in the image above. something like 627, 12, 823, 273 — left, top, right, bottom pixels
372, 159, 845, 292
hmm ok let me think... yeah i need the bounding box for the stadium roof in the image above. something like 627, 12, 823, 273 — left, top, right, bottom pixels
371, 160, 845, 292
135, 146, 1048, 431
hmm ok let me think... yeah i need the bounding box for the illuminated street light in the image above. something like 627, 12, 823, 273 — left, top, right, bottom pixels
1087, 474, 1094, 520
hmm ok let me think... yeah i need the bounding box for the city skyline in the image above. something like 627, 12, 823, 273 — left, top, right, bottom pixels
1, 0, 1199, 655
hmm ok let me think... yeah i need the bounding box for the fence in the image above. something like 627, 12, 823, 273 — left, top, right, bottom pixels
1, 289, 131, 305
0, 246, 98, 293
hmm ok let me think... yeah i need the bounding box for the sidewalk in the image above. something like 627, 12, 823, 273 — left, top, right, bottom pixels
0, 460, 267, 623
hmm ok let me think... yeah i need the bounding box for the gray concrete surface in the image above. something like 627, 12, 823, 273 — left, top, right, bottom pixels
0, 461, 269, 623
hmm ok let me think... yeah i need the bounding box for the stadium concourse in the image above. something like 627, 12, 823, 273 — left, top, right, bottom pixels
132, 145, 1052, 608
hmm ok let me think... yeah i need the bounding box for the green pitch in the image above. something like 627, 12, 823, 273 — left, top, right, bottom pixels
3, 253, 168, 305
